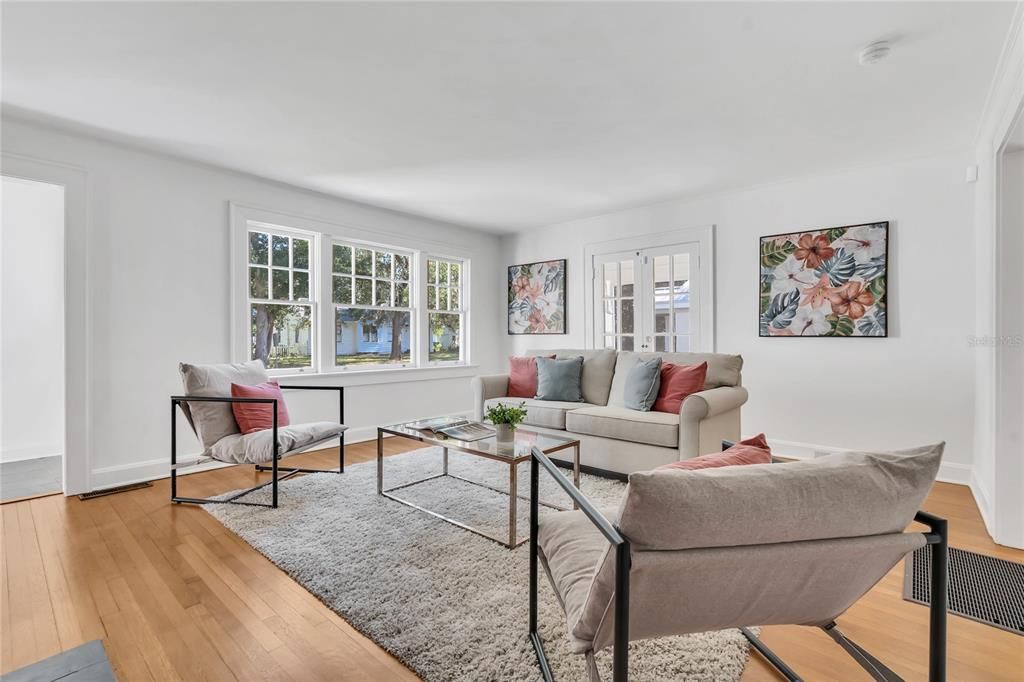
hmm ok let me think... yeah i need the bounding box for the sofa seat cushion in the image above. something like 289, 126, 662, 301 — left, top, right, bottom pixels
484, 398, 599, 430
208, 421, 346, 464
565, 406, 679, 448
538, 507, 618, 652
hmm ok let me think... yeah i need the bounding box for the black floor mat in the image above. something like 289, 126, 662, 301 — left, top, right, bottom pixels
903, 545, 1024, 635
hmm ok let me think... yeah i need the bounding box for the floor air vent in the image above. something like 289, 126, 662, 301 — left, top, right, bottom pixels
903, 545, 1024, 635
78, 481, 152, 500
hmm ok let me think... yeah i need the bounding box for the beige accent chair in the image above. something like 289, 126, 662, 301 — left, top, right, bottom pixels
171, 361, 348, 508
473, 350, 748, 475
528, 442, 949, 682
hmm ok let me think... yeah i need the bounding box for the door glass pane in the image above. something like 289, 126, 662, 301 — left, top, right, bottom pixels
655, 311, 670, 333
271, 236, 290, 267
675, 335, 691, 352
621, 336, 634, 351
620, 260, 634, 296
673, 254, 690, 286
603, 300, 617, 336
653, 255, 671, 289
603, 262, 618, 297
654, 336, 669, 352
251, 304, 312, 369
621, 298, 634, 334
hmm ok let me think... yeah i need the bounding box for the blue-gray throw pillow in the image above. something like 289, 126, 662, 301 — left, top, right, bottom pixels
535, 356, 584, 402
624, 356, 663, 411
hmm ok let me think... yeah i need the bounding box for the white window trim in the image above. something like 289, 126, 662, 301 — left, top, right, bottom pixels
229, 203, 474, 377
425, 254, 469, 367
330, 238, 417, 372
582, 225, 716, 352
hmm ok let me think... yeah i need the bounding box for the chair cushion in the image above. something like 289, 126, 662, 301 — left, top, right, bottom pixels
607, 352, 742, 407
180, 360, 269, 448
617, 442, 944, 551
537, 507, 618, 652
536, 356, 585, 402
623, 356, 662, 411
208, 421, 346, 464
527, 349, 617, 405
565, 406, 679, 448
484, 397, 598, 430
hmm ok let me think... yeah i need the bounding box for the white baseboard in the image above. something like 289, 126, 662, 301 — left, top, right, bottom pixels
968, 469, 994, 533
767, 438, 972, 486
1, 444, 63, 464
88, 411, 472, 492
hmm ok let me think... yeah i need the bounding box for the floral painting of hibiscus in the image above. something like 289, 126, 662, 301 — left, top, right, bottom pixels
508, 259, 567, 334
759, 222, 887, 337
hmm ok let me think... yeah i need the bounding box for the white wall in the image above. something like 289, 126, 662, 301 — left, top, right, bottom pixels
971, 4, 1023, 547
0, 175, 65, 463
503, 152, 977, 480
1, 116, 505, 490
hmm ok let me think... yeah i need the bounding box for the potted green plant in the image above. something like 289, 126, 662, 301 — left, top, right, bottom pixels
485, 401, 528, 443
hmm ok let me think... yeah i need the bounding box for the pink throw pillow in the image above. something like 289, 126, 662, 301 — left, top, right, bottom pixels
507, 355, 555, 398
652, 362, 708, 414
657, 433, 772, 471
230, 381, 291, 434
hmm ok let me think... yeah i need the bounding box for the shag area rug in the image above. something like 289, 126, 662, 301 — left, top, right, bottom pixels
206, 447, 753, 681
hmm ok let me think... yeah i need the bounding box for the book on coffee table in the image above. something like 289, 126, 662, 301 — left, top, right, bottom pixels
406, 417, 494, 442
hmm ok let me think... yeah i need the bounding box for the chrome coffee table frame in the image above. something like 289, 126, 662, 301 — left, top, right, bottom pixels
377, 424, 581, 549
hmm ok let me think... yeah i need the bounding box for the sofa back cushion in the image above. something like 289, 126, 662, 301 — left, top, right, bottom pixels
616, 442, 944, 550
526, 349, 617, 405
607, 352, 742, 407
179, 360, 269, 449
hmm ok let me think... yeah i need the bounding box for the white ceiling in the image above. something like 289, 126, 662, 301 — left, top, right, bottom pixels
1, 2, 1015, 232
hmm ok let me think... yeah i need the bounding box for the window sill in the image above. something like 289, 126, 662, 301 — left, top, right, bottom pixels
270, 364, 481, 388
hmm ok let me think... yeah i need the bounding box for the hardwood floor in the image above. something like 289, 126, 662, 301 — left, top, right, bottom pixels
2, 440, 1021, 681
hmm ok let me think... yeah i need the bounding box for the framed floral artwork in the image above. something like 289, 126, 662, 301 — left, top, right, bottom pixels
759, 222, 888, 337
508, 259, 567, 334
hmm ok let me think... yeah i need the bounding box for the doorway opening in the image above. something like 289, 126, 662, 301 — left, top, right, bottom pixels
1, 175, 66, 502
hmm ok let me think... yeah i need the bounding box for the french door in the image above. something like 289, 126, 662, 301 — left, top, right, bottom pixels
593, 243, 700, 352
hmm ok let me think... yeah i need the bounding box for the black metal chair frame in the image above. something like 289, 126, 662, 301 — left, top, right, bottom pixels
171, 386, 345, 509
528, 445, 949, 682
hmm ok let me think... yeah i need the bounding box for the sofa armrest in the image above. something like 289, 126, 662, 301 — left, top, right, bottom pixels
471, 374, 510, 421
678, 386, 749, 458
679, 386, 749, 421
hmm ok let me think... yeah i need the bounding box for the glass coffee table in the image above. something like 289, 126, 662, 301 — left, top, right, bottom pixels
376, 423, 581, 549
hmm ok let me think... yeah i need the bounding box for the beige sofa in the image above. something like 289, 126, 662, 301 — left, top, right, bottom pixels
471, 349, 747, 474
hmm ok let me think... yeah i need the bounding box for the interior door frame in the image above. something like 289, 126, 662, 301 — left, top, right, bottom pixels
583, 225, 715, 352
2, 153, 91, 495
